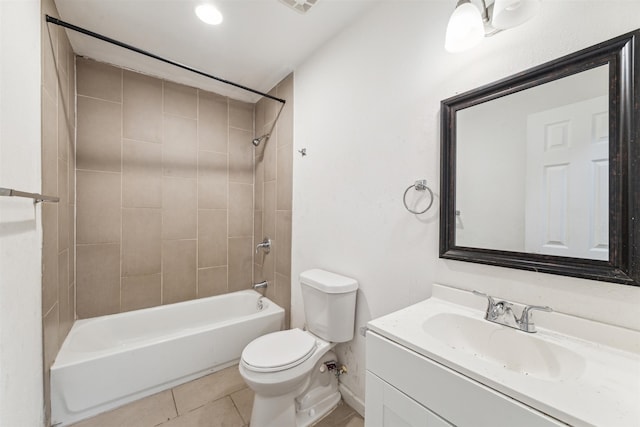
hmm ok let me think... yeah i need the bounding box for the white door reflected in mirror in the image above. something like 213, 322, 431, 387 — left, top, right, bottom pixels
525, 96, 609, 260
455, 65, 609, 260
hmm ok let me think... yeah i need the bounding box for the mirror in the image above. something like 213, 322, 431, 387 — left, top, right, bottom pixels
440, 30, 639, 286
456, 65, 609, 260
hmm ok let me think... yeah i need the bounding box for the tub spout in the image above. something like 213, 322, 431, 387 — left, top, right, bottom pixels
253, 281, 268, 290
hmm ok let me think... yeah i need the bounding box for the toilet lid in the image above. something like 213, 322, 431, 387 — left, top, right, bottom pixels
242, 328, 317, 373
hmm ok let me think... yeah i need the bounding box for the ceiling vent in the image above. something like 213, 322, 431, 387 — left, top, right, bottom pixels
279, 0, 319, 14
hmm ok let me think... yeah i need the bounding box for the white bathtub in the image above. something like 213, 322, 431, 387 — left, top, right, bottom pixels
50, 290, 284, 426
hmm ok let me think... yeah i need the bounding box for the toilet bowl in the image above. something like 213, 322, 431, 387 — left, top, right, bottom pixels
240, 329, 339, 426
239, 269, 358, 427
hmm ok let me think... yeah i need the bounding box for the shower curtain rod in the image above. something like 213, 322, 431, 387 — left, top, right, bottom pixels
45, 15, 286, 104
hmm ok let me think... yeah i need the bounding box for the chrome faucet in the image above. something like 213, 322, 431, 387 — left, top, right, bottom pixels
472, 290, 552, 333
255, 237, 271, 254
253, 280, 268, 290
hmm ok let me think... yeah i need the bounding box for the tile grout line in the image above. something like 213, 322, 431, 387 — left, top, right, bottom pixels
72, 53, 78, 324
170, 388, 179, 420
195, 86, 200, 299
119, 65, 124, 314
76, 93, 122, 105
252, 100, 256, 287
228, 391, 247, 426
226, 97, 230, 294
160, 78, 165, 306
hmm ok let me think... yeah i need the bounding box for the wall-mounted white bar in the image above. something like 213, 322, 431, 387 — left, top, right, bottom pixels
0, 187, 59, 203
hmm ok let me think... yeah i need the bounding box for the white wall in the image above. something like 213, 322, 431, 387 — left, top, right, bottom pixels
0, 1, 44, 425
292, 1, 640, 408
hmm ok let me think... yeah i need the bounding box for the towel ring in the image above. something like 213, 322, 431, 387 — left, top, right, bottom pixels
403, 179, 434, 215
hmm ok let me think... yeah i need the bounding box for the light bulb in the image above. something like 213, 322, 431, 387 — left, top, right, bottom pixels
445, 0, 484, 53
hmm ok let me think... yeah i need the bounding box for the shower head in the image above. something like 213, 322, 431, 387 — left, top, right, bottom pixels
252, 134, 270, 147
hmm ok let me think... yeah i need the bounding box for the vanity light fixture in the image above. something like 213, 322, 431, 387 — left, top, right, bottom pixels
195, 3, 223, 25
445, 0, 540, 53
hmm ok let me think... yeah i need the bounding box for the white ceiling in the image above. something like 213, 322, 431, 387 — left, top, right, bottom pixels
53, 0, 380, 103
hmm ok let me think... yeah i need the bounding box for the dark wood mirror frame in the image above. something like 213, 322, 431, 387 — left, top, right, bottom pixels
440, 30, 639, 286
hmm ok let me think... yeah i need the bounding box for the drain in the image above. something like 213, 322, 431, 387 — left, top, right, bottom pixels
279, 0, 319, 14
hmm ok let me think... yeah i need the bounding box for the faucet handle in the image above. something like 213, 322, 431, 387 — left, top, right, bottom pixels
472, 290, 493, 303
522, 305, 552, 316
519, 305, 553, 333
472, 290, 496, 318
255, 237, 271, 254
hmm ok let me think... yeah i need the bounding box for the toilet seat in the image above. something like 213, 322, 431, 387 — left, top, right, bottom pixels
241, 329, 317, 373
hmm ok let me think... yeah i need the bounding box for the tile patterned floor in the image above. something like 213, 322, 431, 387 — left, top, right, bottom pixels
70, 365, 364, 427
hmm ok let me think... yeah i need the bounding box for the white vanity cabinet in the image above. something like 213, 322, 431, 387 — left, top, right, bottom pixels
365, 332, 564, 427
365, 371, 452, 427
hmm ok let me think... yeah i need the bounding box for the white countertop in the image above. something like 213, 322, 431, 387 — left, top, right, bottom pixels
367, 284, 640, 427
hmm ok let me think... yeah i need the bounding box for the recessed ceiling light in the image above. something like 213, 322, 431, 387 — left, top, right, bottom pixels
195, 4, 223, 25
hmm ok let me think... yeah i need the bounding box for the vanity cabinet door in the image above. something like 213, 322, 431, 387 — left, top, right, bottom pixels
365, 372, 453, 427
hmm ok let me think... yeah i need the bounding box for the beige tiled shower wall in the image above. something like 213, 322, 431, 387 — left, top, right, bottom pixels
254, 74, 294, 327
41, 0, 77, 423
75, 58, 261, 318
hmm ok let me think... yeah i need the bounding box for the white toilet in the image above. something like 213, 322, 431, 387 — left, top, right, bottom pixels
239, 269, 358, 427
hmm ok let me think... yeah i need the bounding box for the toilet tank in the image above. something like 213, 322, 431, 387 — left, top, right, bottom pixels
300, 269, 358, 343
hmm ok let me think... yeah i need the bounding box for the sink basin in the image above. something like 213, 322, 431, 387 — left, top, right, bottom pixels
422, 312, 586, 380
367, 284, 640, 427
